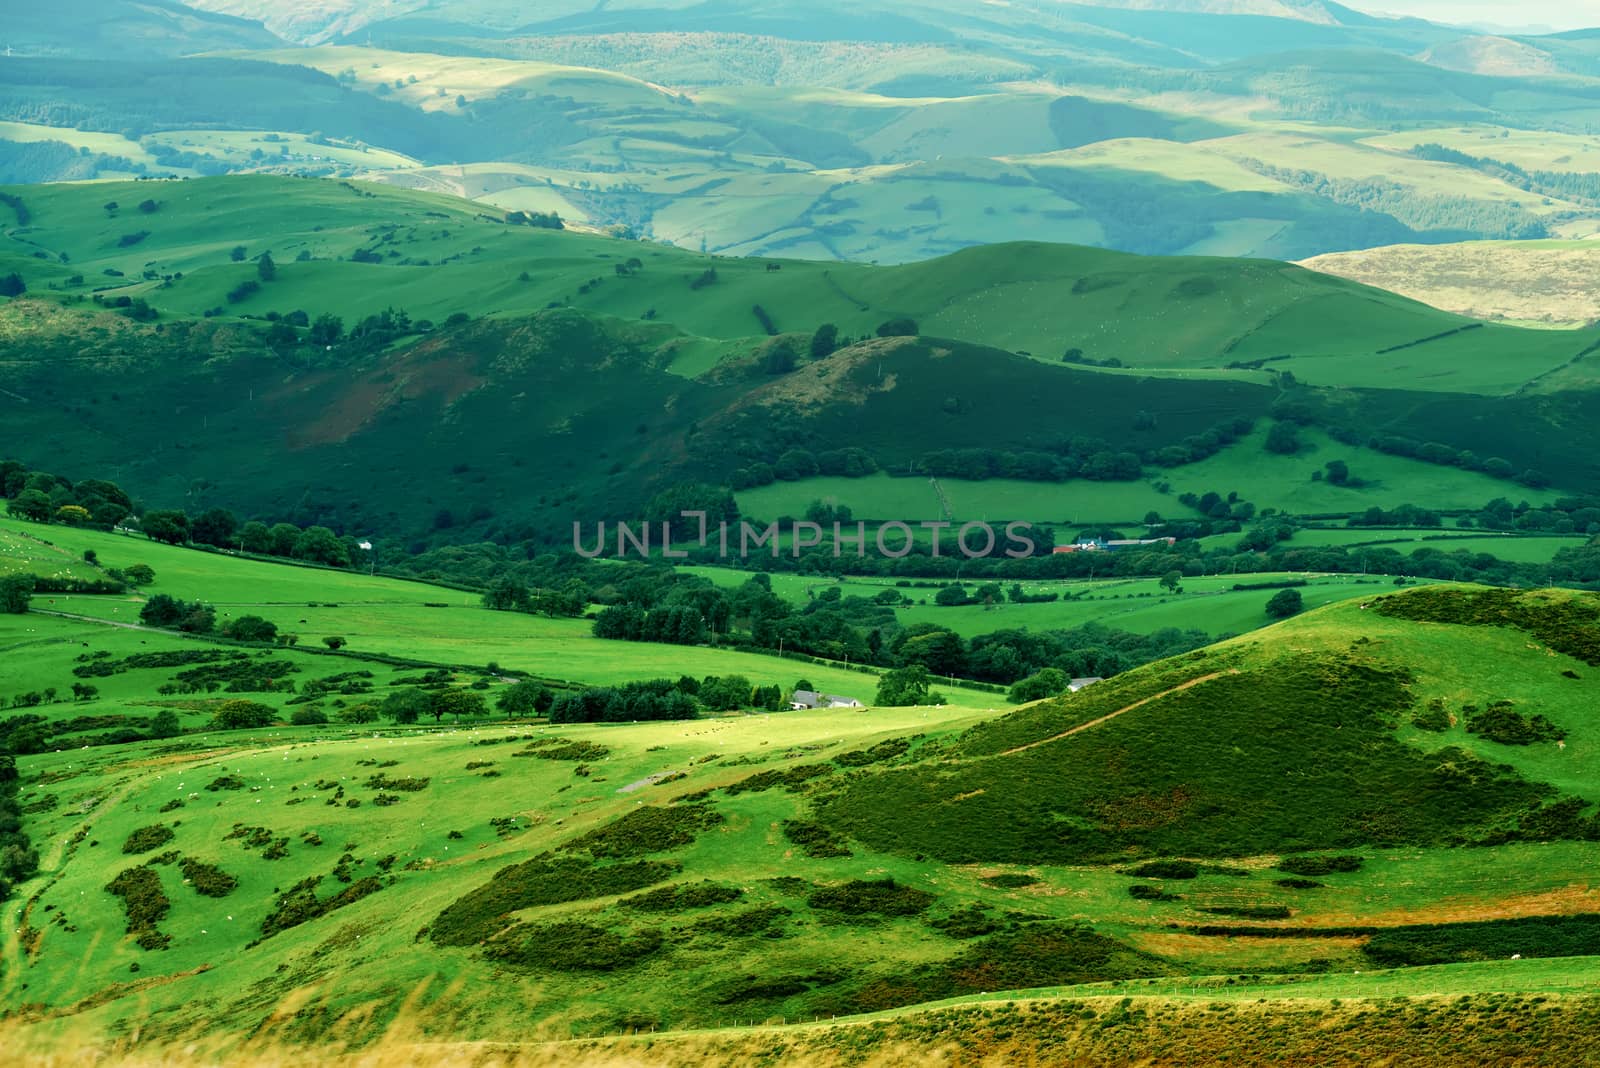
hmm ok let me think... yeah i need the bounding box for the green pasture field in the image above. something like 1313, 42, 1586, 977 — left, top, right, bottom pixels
0, 515, 994, 706
734, 425, 1558, 527
678, 564, 1425, 638
1249, 528, 1589, 564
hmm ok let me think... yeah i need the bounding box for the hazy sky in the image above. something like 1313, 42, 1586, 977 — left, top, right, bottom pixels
1345, 0, 1600, 32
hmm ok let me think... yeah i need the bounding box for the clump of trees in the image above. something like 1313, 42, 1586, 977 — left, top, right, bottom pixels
139, 594, 215, 634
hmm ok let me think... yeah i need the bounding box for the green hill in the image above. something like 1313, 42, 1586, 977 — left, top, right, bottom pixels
4, 175, 1600, 542
4, 566, 1600, 1051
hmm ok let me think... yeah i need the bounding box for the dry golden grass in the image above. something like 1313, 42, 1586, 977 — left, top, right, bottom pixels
1299, 242, 1600, 325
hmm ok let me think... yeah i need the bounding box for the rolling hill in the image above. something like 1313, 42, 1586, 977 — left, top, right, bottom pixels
8, 0, 1600, 266
3, 552, 1599, 1055
3, 175, 1599, 543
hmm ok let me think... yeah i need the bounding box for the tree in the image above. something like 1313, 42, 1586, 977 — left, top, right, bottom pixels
1008, 667, 1068, 703
483, 575, 530, 611
211, 699, 275, 729
221, 615, 278, 643
142, 510, 191, 545
762, 343, 796, 374
256, 252, 276, 282
0, 272, 24, 298
0, 574, 33, 614
124, 564, 156, 586
177, 604, 216, 634
71, 682, 99, 701
322, 636, 347, 650
190, 508, 238, 548
699, 675, 753, 711
230, 245, 247, 262
239, 521, 272, 553
810, 323, 839, 358
934, 585, 970, 606
1325, 459, 1350, 485
1264, 422, 1301, 455
381, 688, 432, 725
1159, 571, 1183, 594
290, 707, 328, 726
137, 199, 159, 214
293, 526, 350, 567
498, 680, 553, 716
434, 688, 487, 721
140, 594, 184, 627
1266, 588, 1304, 619
875, 664, 943, 707
267, 522, 301, 556
876, 317, 918, 337
6, 489, 51, 522
149, 710, 180, 738
309, 313, 344, 345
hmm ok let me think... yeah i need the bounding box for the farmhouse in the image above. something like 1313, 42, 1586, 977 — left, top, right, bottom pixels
791, 690, 865, 710
1053, 537, 1177, 554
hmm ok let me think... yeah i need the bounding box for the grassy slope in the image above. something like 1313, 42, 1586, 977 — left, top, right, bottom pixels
1, 175, 1588, 395
738, 425, 1557, 525
0, 515, 949, 704
3, 572, 1599, 1050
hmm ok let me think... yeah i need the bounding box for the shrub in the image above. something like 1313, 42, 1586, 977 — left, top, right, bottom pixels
290, 707, 328, 726
1465, 701, 1564, 745
1265, 588, 1303, 618
485, 921, 664, 971
260, 875, 382, 939
781, 819, 852, 858
807, 878, 935, 916
1197, 905, 1291, 920
563, 804, 723, 859
619, 882, 743, 911
105, 866, 170, 947
363, 773, 429, 792
178, 857, 238, 897
210, 700, 276, 730
1123, 860, 1199, 880
121, 825, 175, 854
430, 858, 679, 946
1128, 884, 1181, 901
221, 615, 278, 643
1277, 854, 1363, 877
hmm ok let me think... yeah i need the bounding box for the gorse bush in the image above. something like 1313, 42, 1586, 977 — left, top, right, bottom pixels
806, 878, 935, 916
562, 804, 724, 859
619, 882, 743, 912
485, 921, 664, 971
122, 825, 175, 855
820, 651, 1557, 864
430, 857, 680, 946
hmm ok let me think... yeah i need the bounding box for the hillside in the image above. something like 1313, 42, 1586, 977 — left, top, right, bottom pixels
4, 565, 1599, 1051
9, 0, 1600, 263
1300, 240, 1600, 326
3, 175, 1600, 543
7, 0, 282, 59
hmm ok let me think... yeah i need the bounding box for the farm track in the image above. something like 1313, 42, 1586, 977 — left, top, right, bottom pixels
995, 669, 1240, 757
